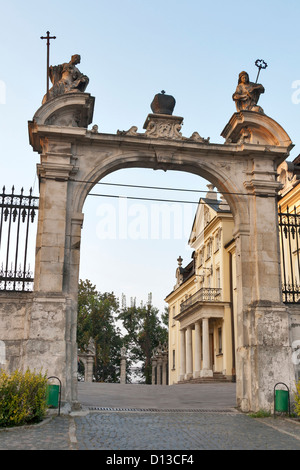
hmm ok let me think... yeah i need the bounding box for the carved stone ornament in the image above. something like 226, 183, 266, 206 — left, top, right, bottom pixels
117, 126, 139, 136
277, 159, 300, 196
143, 114, 183, 139
187, 132, 210, 143
237, 127, 252, 144
42, 54, 89, 104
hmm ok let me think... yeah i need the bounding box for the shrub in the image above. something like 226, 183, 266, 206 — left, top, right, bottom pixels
294, 379, 300, 418
248, 409, 271, 418
0, 369, 48, 427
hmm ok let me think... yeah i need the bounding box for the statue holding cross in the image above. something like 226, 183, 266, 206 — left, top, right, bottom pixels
41, 32, 89, 104
42, 54, 89, 104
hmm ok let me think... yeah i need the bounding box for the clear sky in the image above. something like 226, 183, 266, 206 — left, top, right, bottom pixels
1, 0, 300, 312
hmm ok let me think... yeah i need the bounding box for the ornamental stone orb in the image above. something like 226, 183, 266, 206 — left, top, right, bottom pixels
151, 90, 176, 115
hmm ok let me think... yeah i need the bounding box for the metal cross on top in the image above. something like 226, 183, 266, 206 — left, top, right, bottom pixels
255, 59, 268, 83
40, 31, 56, 101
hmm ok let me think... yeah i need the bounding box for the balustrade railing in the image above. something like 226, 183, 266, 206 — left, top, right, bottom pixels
180, 287, 222, 313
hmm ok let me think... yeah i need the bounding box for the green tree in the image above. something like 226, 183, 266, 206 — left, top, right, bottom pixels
77, 279, 123, 382
118, 294, 168, 384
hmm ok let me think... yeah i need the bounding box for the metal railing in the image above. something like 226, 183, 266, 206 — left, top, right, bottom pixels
180, 288, 222, 313
0, 186, 39, 291
279, 207, 300, 303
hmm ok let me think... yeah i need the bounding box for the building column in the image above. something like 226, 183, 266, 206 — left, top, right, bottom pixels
185, 325, 193, 380
193, 321, 202, 378
179, 329, 186, 381
201, 317, 213, 377
162, 351, 168, 385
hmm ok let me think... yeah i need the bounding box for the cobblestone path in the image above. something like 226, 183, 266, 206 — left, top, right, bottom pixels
1, 410, 300, 451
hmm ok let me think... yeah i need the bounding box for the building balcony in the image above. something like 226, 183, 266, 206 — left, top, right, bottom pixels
180, 288, 222, 313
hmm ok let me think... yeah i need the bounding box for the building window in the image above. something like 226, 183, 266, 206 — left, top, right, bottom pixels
215, 228, 222, 252
206, 238, 212, 260
172, 350, 175, 370
172, 306, 176, 326
204, 206, 211, 226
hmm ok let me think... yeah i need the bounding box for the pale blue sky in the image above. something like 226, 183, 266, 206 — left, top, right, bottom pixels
1, 0, 300, 310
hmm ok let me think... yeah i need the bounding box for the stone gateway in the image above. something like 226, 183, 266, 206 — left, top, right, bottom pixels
0, 59, 297, 413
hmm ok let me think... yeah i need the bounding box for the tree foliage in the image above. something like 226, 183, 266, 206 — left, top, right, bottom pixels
77, 279, 122, 382
118, 294, 168, 384
77, 280, 168, 384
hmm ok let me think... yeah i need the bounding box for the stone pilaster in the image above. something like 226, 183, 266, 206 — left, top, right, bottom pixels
179, 329, 186, 381
185, 326, 193, 380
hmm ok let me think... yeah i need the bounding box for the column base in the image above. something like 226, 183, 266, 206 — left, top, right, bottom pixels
200, 369, 213, 378
185, 373, 193, 380
193, 370, 201, 378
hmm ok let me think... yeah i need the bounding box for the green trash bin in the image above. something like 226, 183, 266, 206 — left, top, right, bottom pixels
275, 389, 289, 412
274, 382, 290, 416
46, 384, 60, 408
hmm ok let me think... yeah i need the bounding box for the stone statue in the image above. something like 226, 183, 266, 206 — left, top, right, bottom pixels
87, 337, 96, 355
232, 71, 264, 113
42, 54, 89, 104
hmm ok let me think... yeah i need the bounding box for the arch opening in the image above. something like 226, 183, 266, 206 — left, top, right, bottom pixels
78, 167, 238, 387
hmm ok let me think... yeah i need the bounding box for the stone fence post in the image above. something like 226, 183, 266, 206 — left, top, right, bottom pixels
78, 337, 95, 382
151, 342, 168, 385
120, 347, 127, 384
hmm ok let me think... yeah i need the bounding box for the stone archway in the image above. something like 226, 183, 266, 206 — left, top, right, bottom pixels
27, 90, 295, 412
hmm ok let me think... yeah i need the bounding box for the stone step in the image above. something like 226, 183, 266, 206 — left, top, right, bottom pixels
176, 373, 232, 385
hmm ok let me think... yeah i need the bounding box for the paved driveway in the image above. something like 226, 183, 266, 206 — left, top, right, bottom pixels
1, 382, 300, 450
77, 382, 237, 410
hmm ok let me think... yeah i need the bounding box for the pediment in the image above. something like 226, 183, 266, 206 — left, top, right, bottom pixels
30, 92, 95, 128
221, 111, 293, 149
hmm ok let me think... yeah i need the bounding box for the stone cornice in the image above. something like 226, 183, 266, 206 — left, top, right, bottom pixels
29, 123, 292, 162
37, 162, 79, 180
174, 301, 229, 329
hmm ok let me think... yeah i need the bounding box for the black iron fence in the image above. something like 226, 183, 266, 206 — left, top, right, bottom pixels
0, 184, 298, 304
279, 206, 300, 303
0, 186, 39, 292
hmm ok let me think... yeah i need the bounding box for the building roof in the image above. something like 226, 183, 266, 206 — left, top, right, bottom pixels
165, 186, 232, 301
202, 197, 231, 213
